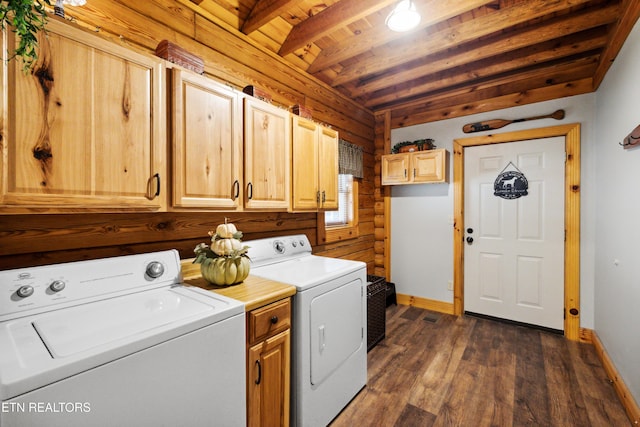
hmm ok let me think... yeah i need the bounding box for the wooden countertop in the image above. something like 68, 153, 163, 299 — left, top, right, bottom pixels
180, 258, 296, 311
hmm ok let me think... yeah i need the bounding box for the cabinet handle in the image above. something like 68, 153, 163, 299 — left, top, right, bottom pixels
247, 182, 253, 200
413, 168, 416, 178
232, 180, 239, 199
255, 360, 261, 385
322, 190, 326, 203
270, 315, 278, 324
316, 191, 320, 204
404, 169, 407, 178
147, 173, 160, 200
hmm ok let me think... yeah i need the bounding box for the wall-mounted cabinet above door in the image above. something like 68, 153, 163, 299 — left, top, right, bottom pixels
0, 19, 166, 213
381, 149, 447, 185
243, 97, 290, 210
171, 69, 242, 210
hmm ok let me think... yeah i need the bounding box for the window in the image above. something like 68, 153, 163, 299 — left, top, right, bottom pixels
325, 174, 354, 227
319, 174, 359, 243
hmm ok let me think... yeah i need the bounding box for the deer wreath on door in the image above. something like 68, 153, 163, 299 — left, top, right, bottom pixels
494, 161, 528, 200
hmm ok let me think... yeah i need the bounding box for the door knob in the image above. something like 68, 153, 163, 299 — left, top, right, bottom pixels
467, 228, 474, 234
466, 236, 474, 244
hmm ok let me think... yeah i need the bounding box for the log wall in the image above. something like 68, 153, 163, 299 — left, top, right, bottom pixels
0, 0, 376, 272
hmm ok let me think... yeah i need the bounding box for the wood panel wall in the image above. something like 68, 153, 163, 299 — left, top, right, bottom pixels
373, 112, 391, 279
0, 0, 376, 272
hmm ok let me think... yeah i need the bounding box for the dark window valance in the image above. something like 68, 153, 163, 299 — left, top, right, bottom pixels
338, 139, 363, 178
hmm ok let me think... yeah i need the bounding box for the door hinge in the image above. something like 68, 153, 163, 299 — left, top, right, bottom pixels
564, 152, 568, 162
564, 307, 566, 320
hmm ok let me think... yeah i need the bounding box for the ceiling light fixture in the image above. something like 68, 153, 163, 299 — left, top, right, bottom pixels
385, 0, 421, 32
54, 0, 87, 18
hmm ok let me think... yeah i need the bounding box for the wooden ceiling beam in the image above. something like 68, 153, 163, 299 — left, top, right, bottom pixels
370, 53, 599, 110
353, 4, 618, 98
182, 0, 636, 122
364, 38, 607, 108
411, 55, 598, 110
331, 0, 596, 87
307, 0, 494, 74
592, 0, 640, 89
278, 0, 397, 56
241, 0, 298, 34
389, 78, 593, 128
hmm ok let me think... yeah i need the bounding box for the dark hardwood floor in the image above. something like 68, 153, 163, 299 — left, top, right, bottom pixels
331, 304, 630, 427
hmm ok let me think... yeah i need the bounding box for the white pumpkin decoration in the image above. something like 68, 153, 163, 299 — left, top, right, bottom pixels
215, 222, 238, 239
194, 220, 250, 286
200, 256, 250, 286
212, 237, 243, 256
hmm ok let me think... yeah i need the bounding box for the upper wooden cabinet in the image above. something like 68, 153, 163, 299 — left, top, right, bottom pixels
291, 116, 338, 211
243, 97, 290, 210
171, 69, 242, 210
319, 126, 339, 209
0, 19, 166, 212
382, 149, 448, 185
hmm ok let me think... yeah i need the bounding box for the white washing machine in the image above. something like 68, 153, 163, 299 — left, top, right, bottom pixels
245, 234, 367, 427
0, 250, 246, 427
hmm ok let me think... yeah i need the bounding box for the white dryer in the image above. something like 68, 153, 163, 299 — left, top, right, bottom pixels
0, 250, 246, 427
245, 235, 367, 427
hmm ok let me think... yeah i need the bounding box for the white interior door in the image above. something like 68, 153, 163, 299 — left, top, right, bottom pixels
464, 137, 565, 330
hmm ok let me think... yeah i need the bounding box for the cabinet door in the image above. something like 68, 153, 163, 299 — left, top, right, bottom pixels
243, 97, 290, 210
381, 154, 410, 184
291, 116, 319, 211
248, 329, 291, 427
412, 149, 446, 183
0, 20, 165, 212
171, 70, 242, 209
318, 126, 339, 210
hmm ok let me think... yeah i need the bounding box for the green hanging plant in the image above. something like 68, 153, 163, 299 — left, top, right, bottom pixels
0, 0, 52, 72
391, 138, 436, 154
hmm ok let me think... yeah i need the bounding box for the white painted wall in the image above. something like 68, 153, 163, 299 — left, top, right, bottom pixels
391, 94, 597, 327
594, 18, 640, 405
390, 17, 640, 406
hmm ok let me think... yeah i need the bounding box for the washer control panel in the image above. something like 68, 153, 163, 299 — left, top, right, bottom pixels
0, 250, 181, 322
246, 234, 312, 266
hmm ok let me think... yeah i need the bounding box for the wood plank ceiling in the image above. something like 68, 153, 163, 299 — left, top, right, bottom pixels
191, 0, 640, 126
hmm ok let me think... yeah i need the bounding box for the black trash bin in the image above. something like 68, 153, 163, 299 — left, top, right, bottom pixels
386, 281, 397, 307
366, 275, 387, 351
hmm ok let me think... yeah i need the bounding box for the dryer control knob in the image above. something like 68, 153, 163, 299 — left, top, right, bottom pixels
16, 285, 34, 298
274, 241, 285, 254
146, 261, 165, 279
49, 280, 66, 292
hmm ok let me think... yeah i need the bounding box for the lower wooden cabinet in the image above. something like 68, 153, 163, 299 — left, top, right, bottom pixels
247, 298, 291, 427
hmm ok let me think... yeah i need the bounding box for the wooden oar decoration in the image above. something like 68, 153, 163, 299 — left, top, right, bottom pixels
462, 109, 565, 133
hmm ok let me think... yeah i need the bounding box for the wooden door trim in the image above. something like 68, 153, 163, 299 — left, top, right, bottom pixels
453, 123, 581, 340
